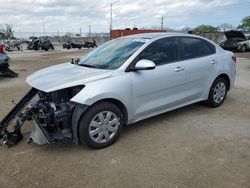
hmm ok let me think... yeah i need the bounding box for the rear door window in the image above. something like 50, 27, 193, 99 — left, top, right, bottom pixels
181, 37, 215, 59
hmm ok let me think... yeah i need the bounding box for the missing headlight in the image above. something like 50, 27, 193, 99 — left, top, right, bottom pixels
39, 85, 85, 104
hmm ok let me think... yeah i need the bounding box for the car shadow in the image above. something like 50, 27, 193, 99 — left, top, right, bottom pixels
122, 102, 209, 135
29, 102, 210, 153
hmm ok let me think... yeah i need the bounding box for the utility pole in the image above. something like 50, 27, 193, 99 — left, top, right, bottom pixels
80, 27, 82, 36
161, 16, 164, 30
110, 1, 119, 39
43, 22, 45, 36
43, 21, 48, 36
57, 30, 60, 42
88, 25, 91, 38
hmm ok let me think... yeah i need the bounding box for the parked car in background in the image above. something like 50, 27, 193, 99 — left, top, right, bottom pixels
4, 40, 22, 51
63, 42, 72, 49
238, 34, 250, 52
27, 37, 54, 51
220, 30, 250, 52
0, 33, 236, 149
63, 40, 97, 50
0, 44, 18, 78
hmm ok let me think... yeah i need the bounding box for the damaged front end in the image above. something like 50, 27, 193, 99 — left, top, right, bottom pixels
0, 86, 86, 147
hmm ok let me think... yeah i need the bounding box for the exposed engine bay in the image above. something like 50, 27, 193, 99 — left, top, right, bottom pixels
0, 86, 85, 147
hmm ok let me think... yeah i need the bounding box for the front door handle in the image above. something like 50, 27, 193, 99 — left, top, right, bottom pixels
174, 66, 184, 72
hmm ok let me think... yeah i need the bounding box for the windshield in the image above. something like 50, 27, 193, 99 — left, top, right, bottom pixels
78, 38, 147, 70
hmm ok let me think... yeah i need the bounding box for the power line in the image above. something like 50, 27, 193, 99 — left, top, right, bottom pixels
161, 16, 164, 30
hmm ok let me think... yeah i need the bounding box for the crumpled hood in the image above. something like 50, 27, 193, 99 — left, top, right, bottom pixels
26, 63, 113, 92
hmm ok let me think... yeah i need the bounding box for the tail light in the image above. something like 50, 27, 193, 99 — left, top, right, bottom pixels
232, 56, 236, 63
0, 45, 4, 53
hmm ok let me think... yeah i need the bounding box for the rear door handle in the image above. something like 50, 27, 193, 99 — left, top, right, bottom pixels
211, 60, 217, 65
174, 66, 184, 72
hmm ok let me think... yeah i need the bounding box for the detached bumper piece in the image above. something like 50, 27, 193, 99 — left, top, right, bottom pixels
2, 130, 23, 147
0, 88, 38, 147
0, 87, 80, 148
28, 119, 49, 145
0, 64, 19, 78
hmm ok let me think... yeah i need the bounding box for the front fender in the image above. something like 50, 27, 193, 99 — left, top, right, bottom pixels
70, 74, 133, 122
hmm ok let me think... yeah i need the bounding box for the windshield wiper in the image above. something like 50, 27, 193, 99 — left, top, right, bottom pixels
78, 63, 97, 68
71, 58, 97, 68
71, 58, 80, 65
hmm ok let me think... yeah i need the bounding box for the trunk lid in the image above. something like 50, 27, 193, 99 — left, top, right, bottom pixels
224, 30, 246, 40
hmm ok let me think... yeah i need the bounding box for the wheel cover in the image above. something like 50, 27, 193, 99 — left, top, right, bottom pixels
242, 46, 246, 52
88, 111, 120, 144
213, 82, 226, 104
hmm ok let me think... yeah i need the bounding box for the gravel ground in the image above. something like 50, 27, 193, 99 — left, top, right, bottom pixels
0, 49, 250, 188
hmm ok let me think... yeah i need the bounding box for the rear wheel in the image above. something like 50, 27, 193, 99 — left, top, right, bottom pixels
241, 45, 247, 52
205, 77, 228, 107
78, 102, 123, 149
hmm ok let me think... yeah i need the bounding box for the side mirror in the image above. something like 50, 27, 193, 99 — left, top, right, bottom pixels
133, 59, 156, 71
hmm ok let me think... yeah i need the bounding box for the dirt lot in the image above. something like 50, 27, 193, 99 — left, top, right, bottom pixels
0, 49, 250, 188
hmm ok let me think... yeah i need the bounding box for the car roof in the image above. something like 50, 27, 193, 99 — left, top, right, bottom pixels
123, 32, 192, 39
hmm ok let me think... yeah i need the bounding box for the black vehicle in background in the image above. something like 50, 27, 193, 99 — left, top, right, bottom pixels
63, 42, 82, 49
71, 42, 83, 49
220, 30, 248, 52
63, 42, 73, 49
63, 40, 97, 50
83, 40, 98, 48
40, 38, 54, 51
27, 37, 54, 51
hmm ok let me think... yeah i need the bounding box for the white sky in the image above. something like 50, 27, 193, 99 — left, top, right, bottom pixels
0, 0, 249, 34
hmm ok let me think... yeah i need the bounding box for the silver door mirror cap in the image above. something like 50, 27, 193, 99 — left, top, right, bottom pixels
134, 59, 156, 71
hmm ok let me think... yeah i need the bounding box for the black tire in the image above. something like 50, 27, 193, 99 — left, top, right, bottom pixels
241, 45, 247, 53
78, 102, 124, 149
50, 44, 54, 50
205, 77, 228, 107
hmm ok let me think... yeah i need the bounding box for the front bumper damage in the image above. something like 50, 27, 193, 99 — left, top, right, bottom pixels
0, 86, 86, 147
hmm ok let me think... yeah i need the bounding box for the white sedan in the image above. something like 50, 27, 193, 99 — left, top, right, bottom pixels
0, 33, 236, 149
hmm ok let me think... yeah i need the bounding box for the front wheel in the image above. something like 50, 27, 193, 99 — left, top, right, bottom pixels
205, 77, 228, 107
78, 102, 124, 149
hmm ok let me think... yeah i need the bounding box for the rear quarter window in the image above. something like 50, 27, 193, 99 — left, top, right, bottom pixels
181, 37, 215, 59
